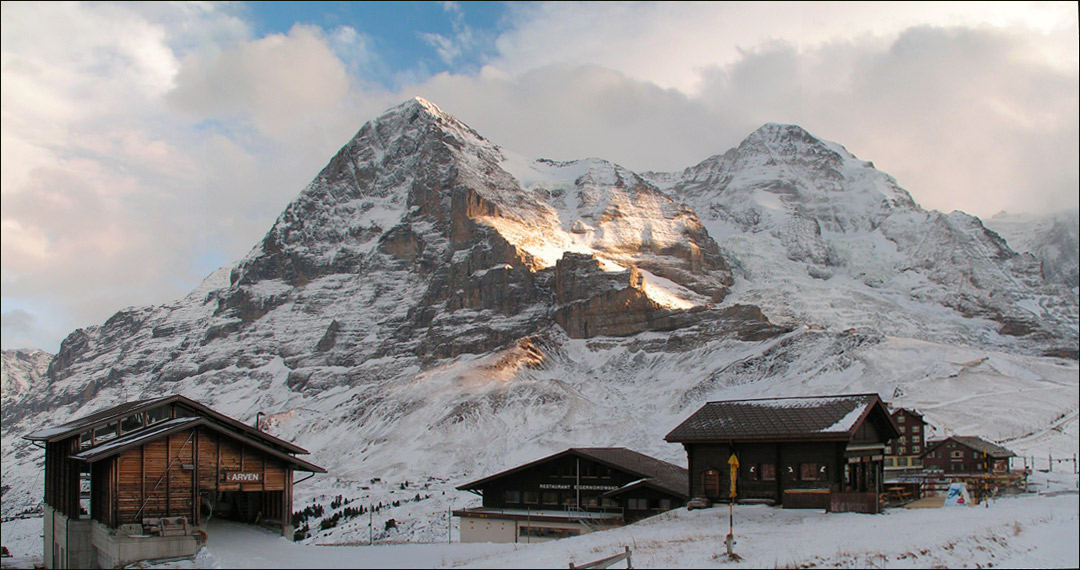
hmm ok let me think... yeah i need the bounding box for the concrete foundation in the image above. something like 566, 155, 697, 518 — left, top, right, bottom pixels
44, 505, 92, 569
91, 521, 198, 568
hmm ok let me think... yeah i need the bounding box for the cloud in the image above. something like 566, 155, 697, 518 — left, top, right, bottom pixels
692, 26, 1079, 215
167, 24, 353, 139
399, 25, 1077, 217
0, 307, 57, 352
1, 1, 1077, 352
492, 2, 1078, 94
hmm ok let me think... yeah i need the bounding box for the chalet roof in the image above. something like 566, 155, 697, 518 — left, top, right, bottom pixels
69, 416, 326, 473
23, 394, 308, 455
456, 447, 688, 499
889, 407, 925, 420
924, 436, 1015, 459
665, 393, 898, 443
23, 396, 174, 442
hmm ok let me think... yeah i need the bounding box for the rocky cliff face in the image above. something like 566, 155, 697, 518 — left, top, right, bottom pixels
1, 349, 52, 417
647, 123, 1077, 358
986, 211, 1080, 289
2, 99, 1075, 520
8, 98, 763, 423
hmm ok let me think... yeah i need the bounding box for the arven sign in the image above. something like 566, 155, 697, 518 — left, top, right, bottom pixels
223, 472, 261, 483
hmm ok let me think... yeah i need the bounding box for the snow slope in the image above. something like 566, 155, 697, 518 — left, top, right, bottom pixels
1, 99, 1076, 568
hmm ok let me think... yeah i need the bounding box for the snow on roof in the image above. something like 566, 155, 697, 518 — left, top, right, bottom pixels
665, 394, 887, 443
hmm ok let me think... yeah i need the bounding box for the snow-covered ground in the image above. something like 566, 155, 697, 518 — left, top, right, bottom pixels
3, 471, 1077, 569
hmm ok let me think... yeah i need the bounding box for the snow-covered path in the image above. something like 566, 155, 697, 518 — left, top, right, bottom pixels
189, 519, 514, 568
3, 473, 1077, 569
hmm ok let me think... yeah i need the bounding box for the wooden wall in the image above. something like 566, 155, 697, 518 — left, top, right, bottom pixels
113, 430, 196, 525
98, 427, 291, 527
44, 439, 80, 518
686, 441, 845, 503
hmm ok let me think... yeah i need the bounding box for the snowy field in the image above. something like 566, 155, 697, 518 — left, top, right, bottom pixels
3, 471, 1076, 569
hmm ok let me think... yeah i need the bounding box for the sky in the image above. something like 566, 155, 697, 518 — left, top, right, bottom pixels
2, 1, 1078, 353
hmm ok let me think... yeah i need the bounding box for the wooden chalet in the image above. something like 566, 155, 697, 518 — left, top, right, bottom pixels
23, 394, 325, 569
665, 394, 901, 514
453, 447, 687, 543
922, 436, 1016, 474
884, 407, 927, 472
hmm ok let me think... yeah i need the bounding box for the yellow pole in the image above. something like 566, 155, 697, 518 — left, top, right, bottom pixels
726, 453, 739, 558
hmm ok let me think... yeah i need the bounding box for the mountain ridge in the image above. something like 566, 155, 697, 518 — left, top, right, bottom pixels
1, 99, 1076, 524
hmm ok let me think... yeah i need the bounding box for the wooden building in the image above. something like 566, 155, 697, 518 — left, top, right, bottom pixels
665, 394, 900, 514
922, 436, 1015, 474
884, 407, 927, 472
24, 394, 325, 569
453, 448, 687, 543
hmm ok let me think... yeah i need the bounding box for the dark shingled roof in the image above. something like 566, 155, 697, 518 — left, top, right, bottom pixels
69, 416, 326, 473
926, 436, 1016, 459
24, 394, 309, 455
23, 396, 173, 442
457, 447, 688, 499
665, 394, 892, 443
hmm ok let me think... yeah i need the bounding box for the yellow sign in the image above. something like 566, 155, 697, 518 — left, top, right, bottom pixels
728, 453, 739, 497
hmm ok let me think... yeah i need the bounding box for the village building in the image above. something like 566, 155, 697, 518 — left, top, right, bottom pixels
453, 447, 687, 543
23, 394, 325, 569
921, 436, 1016, 474
665, 394, 901, 514
884, 407, 927, 472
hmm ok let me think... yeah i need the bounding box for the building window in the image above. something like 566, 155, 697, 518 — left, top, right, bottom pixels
120, 413, 144, 435
146, 406, 170, 425
951, 450, 964, 459
505, 490, 521, 504
659, 499, 672, 510
898, 435, 906, 444
900, 426, 906, 433
897, 414, 906, 423
761, 463, 776, 481
627, 498, 649, 510
885, 458, 894, 467
520, 526, 579, 539
747, 462, 764, 481
523, 491, 539, 504
93, 421, 119, 444
912, 425, 920, 433
799, 463, 825, 481
542, 491, 559, 505
885, 446, 892, 454
912, 445, 921, 454
702, 470, 720, 496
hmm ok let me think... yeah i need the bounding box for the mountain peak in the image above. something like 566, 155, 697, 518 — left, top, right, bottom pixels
375, 96, 465, 131
748, 123, 836, 154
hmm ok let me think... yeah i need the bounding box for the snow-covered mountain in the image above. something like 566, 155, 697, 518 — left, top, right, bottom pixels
1, 99, 1076, 535
1, 349, 52, 413
647, 123, 1076, 357
986, 210, 1079, 289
